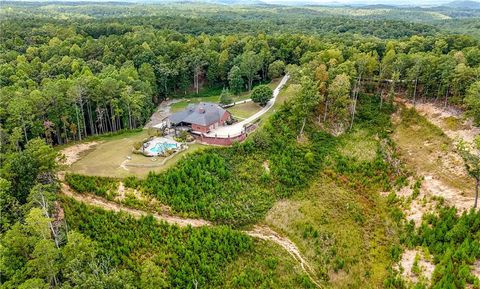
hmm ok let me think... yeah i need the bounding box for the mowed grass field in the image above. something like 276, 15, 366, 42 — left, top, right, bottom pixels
228, 101, 262, 119
67, 130, 207, 178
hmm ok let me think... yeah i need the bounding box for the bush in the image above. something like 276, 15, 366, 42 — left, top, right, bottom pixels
406, 207, 480, 288
65, 173, 118, 198
251, 85, 273, 106
133, 141, 143, 151
219, 88, 233, 105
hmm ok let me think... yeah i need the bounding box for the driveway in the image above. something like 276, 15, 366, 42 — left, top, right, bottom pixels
144, 99, 181, 128
206, 74, 290, 137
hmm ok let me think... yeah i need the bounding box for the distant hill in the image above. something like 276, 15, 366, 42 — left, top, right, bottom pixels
444, 0, 480, 9
202, 0, 265, 4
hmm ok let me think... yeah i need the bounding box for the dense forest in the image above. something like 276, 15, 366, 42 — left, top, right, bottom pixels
1, 13, 480, 146
1, 2, 480, 289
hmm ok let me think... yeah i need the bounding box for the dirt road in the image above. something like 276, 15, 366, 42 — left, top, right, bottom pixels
61, 183, 211, 227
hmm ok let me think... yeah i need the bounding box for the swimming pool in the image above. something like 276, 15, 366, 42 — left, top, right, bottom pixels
147, 142, 178, 155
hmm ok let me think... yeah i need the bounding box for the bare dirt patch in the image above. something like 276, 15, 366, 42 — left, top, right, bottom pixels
60, 142, 99, 166
398, 249, 435, 285
144, 99, 181, 128
263, 160, 270, 173
422, 176, 473, 211
406, 101, 479, 152
392, 104, 476, 219
472, 259, 480, 280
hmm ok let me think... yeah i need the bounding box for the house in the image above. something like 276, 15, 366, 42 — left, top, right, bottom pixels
167, 102, 231, 133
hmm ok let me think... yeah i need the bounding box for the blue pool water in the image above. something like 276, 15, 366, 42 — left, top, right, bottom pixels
148, 142, 178, 154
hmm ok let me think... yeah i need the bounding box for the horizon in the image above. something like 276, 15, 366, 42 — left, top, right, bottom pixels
3, 0, 480, 6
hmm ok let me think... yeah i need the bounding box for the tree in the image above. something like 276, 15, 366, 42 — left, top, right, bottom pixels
239, 51, 262, 91
61, 231, 102, 288
350, 52, 378, 129
140, 260, 168, 289
251, 85, 273, 106
465, 81, 480, 125
328, 73, 352, 130
228, 65, 244, 95
139, 63, 157, 96
457, 141, 480, 208
314, 64, 328, 122
27, 239, 60, 286
18, 278, 49, 289
294, 75, 321, 136
219, 88, 233, 105
189, 49, 207, 95
0, 178, 20, 232
2, 138, 59, 204
268, 60, 285, 79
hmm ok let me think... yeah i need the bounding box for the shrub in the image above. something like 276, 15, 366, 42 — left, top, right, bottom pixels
65, 173, 118, 198
219, 88, 233, 105
251, 85, 273, 106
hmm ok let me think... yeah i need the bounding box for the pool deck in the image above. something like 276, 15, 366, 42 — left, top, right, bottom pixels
143, 137, 180, 156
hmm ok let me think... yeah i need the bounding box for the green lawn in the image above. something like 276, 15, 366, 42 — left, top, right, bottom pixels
67, 130, 207, 178
228, 101, 262, 119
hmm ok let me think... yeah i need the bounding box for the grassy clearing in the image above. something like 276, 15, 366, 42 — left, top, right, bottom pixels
442, 116, 468, 131
264, 173, 396, 288
68, 130, 207, 178
393, 107, 473, 195
229, 101, 262, 119
55, 129, 144, 152
171, 95, 222, 112
257, 95, 401, 288
215, 240, 315, 289
339, 129, 378, 162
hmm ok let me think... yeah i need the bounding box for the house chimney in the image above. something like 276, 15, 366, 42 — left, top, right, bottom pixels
199, 107, 205, 114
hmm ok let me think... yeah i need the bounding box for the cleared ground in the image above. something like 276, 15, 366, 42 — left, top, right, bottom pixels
264, 175, 394, 288
66, 130, 206, 178
229, 101, 262, 119
392, 106, 474, 203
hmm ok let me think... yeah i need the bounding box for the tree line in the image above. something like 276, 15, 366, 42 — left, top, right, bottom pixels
2, 14, 480, 148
